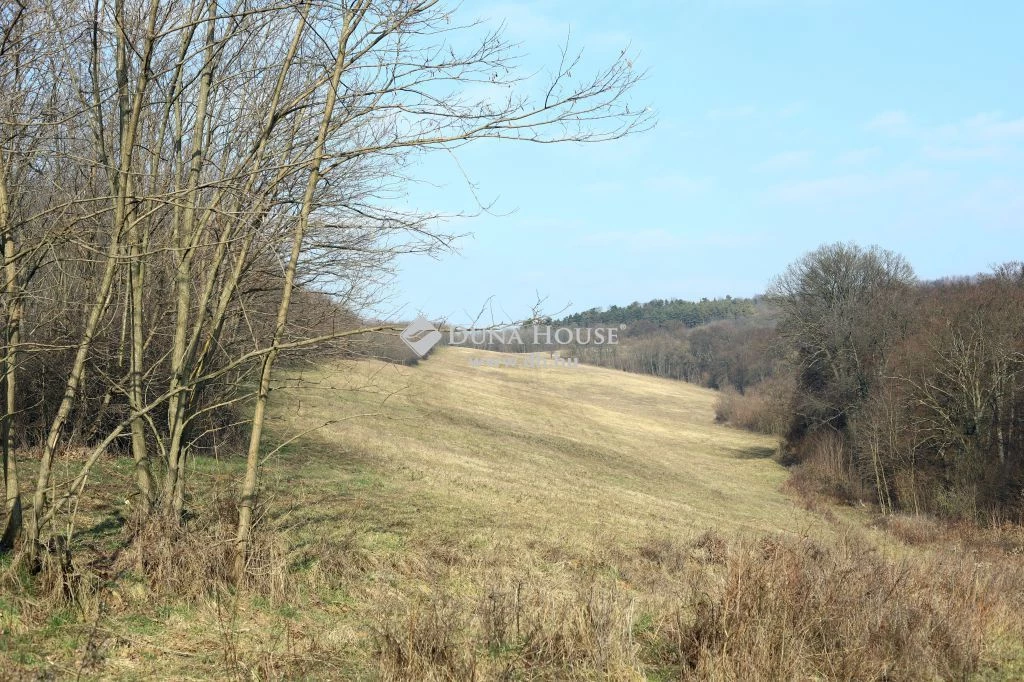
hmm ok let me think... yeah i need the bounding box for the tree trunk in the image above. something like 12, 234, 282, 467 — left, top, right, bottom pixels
0, 168, 22, 551
128, 187, 155, 513
234, 9, 356, 579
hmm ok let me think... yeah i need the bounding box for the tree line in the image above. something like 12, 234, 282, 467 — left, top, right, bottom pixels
568, 303, 781, 390
557, 295, 756, 330
567, 244, 1024, 523
769, 244, 1024, 521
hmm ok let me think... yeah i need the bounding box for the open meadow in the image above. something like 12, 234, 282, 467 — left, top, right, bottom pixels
2, 346, 1023, 679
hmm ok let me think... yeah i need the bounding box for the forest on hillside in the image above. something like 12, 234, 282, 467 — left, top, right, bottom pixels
577, 244, 1024, 524
557, 296, 757, 330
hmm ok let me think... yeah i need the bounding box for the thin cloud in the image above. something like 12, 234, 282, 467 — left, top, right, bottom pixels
866, 110, 910, 132
923, 144, 1007, 161
481, 3, 636, 51
648, 174, 712, 194
864, 111, 1024, 165
755, 150, 813, 172
582, 180, 626, 194
953, 112, 1024, 140
960, 177, 1024, 230
706, 105, 757, 121
582, 228, 684, 250
836, 147, 881, 165
483, 2, 565, 40
771, 169, 931, 203
777, 102, 808, 118
582, 229, 762, 251
868, 110, 1024, 143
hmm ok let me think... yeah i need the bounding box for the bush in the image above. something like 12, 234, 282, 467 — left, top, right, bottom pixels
713, 373, 792, 436
681, 532, 1013, 680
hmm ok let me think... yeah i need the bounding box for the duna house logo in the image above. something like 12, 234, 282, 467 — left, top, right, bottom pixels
400, 316, 443, 357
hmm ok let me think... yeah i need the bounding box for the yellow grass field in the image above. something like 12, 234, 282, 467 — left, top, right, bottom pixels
276, 346, 834, 540
3, 346, 1023, 679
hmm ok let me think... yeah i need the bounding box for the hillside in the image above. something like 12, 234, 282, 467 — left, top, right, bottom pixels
4, 347, 1022, 679
275, 346, 820, 538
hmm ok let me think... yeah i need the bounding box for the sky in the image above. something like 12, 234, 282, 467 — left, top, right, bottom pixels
384, 0, 1024, 324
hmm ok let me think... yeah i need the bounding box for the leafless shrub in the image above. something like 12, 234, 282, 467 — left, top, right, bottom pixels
515, 582, 640, 676
714, 375, 792, 436
876, 514, 944, 545
690, 530, 728, 566
785, 430, 870, 505
373, 594, 478, 681
680, 533, 1014, 681
638, 533, 690, 571
116, 504, 290, 605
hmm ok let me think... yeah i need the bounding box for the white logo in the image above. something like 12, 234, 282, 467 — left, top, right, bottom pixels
400, 316, 443, 357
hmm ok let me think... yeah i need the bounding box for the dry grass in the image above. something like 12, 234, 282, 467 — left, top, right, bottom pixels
713, 374, 792, 437
682, 531, 1020, 680
275, 346, 806, 537
2, 347, 1023, 679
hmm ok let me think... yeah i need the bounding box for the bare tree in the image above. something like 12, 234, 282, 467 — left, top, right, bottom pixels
769, 242, 915, 443
0, 0, 651, 569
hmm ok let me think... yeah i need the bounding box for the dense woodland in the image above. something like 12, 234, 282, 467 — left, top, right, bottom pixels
557, 296, 756, 330
448, 296, 775, 387
770, 246, 1024, 522
568, 304, 781, 389
575, 245, 1024, 523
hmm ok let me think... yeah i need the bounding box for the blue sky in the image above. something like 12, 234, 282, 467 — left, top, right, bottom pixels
386, 0, 1024, 323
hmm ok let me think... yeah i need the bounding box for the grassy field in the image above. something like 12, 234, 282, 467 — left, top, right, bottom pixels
2, 347, 1023, 679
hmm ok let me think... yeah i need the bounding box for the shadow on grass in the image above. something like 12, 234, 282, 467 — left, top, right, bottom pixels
727, 445, 776, 460
80, 513, 126, 540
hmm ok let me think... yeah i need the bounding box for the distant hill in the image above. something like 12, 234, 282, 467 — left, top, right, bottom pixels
556, 296, 757, 329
